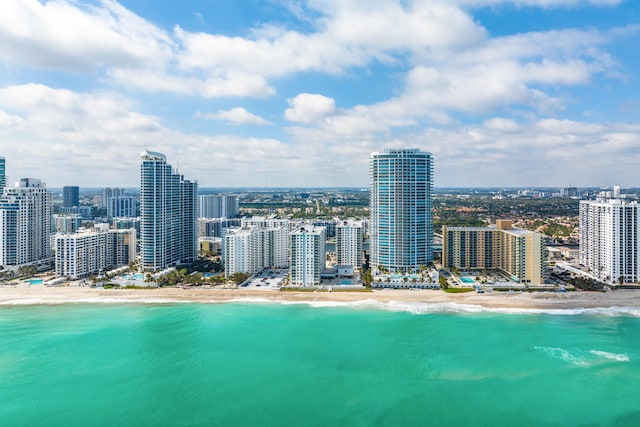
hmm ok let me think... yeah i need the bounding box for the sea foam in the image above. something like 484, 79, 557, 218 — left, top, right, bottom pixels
535, 346, 631, 366
2, 296, 640, 317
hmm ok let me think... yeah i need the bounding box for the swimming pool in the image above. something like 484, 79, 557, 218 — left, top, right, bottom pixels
122, 273, 144, 280
460, 277, 475, 284
26, 278, 44, 285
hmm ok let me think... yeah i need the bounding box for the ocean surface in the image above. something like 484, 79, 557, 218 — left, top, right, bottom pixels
1, 301, 639, 426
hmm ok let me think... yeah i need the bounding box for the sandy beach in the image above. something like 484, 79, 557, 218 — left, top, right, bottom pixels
2, 285, 640, 312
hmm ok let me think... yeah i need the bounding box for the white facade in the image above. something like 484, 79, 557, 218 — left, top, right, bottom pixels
241, 216, 290, 230
336, 220, 363, 268
223, 227, 289, 277
289, 225, 326, 286
55, 226, 136, 279
580, 199, 640, 284
0, 178, 52, 268
199, 195, 239, 218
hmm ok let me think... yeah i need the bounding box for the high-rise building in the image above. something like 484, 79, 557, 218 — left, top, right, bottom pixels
140, 150, 198, 272
336, 220, 364, 268
107, 195, 136, 218
198, 217, 242, 238
55, 224, 136, 279
199, 195, 239, 218
443, 220, 546, 284
63, 186, 80, 207
102, 187, 125, 208
0, 157, 5, 190
289, 225, 326, 286
579, 199, 640, 284
223, 226, 289, 277
53, 214, 82, 234
0, 178, 52, 269
369, 148, 433, 273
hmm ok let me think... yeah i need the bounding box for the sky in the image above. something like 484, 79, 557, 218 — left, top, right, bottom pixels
1, 0, 639, 188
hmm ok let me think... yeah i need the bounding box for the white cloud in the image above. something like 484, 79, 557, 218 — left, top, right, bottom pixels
285, 93, 336, 123
195, 108, 270, 125
0, 0, 173, 71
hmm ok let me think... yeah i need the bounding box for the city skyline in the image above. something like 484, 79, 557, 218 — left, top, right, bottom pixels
1, 1, 639, 188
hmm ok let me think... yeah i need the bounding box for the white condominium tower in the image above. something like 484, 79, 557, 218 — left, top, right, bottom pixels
336, 220, 364, 268
199, 195, 239, 218
0, 178, 52, 268
289, 225, 326, 286
223, 227, 289, 277
580, 198, 640, 284
140, 150, 198, 272
370, 149, 433, 273
55, 224, 136, 279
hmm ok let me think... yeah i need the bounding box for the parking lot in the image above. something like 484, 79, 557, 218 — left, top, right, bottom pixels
242, 269, 288, 290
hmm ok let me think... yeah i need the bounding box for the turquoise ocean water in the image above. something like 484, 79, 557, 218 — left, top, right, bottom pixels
1, 301, 639, 426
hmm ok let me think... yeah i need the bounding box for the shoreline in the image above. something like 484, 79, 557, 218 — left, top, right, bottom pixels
2, 286, 640, 314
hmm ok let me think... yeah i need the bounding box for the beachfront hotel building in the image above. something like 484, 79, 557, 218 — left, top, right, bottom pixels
199, 195, 239, 218
0, 178, 52, 269
54, 224, 136, 279
579, 198, 640, 284
140, 150, 198, 272
442, 220, 546, 284
336, 220, 364, 268
369, 148, 433, 273
289, 225, 326, 286
223, 226, 289, 277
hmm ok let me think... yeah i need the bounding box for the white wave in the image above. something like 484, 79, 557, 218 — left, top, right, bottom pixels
589, 350, 630, 362
535, 346, 590, 366
1, 296, 640, 318
535, 347, 631, 366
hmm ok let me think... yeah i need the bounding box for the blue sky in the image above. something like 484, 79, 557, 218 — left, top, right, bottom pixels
0, 0, 639, 188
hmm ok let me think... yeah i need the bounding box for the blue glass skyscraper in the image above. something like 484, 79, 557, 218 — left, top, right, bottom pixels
370, 149, 433, 273
140, 150, 198, 272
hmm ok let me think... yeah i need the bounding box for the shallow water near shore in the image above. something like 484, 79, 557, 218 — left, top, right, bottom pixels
1, 302, 639, 426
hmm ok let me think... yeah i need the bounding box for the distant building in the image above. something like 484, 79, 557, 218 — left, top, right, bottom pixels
336, 220, 363, 268
59, 206, 92, 219
443, 220, 546, 284
112, 217, 141, 239
0, 178, 52, 269
241, 216, 290, 230
53, 214, 82, 234
102, 187, 125, 208
312, 219, 336, 238
370, 148, 433, 273
199, 195, 239, 218
140, 150, 198, 271
579, 199, 640, 284
0, 157, 5, 190
62, 186, 80, 207
54, 224, 136, 279
107, 195, 136, 218
289, 225, 326, 286
223, 227, 289, 277
560, 186, 578, 198
198, 217, 242, 238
